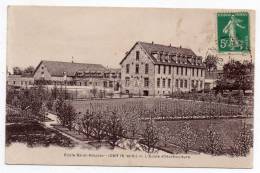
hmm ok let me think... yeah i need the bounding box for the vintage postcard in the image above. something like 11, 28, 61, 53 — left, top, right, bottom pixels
5, 6, 255, 168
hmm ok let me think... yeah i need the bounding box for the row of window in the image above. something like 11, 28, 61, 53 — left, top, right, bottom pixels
125, 77, 149, 87
9, 81, 33, 85
157, 78, 203, 89
126, 63, 204, 77
157, 65, 204, 77
126, 63, 149, 74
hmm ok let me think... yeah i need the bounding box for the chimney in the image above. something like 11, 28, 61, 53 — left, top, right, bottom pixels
71, 56, 74, 63
152, 41, 154, 44
169, 43, 171, 47
180, 45, 182, 48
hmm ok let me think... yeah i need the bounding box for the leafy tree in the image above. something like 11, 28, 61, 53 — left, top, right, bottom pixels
217, 61, 254, 94
13, 67, 23, 75
204, 55, 221, 72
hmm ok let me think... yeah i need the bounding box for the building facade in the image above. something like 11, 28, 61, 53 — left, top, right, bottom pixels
120, 41, 206, 96
7, 74, 34, 88
33, 60, 121, 91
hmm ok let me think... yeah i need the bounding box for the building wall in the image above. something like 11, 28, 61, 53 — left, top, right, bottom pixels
34, 63, 52, 80
154, 65, 205, 95
120, 43, 206, 96
121, 44, 155, 96
7, 75, 34, 87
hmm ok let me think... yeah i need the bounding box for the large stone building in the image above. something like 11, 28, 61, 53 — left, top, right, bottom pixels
33, 60, 121, 91
120, 41, 206, 96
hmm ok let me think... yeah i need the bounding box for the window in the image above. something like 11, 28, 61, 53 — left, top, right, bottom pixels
158, 65, 161, 74
185, 67, 188, 76
85, 82, 88, 86
79, 82, 81, 86
175, 79, 179, 88
184, 80, 187, 88
109, 81, 113, 87
162, 78, 166, 88
181, 67, 183, 75
135, 64, 139, 74
168, 79, 171, 88
180, 79, 183, 88
126, 64, 130, 74
136, 51, 140, 61
197, 69, 199, 76
144, 78, 149, 87
200, 81, 203, 88
201, 69, 203, 77
13, 81, 15, 84
191, 80, 194, 87
41, 71, 44, 75
192, 68, 194, 76
125, 77, 130, 87
104, 73, 110, 78
103, 81, 107, 87
145, 64, 149, 74
41, 66, 44, 69
157, 78, 160, 87
169, 66, 171, 74
163, 65, 166, 74
177, 67, 179, 75
21, 81, 23, 85
196, 80, 199, 87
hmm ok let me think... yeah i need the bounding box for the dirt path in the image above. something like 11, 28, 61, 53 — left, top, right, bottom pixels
44, 113, 94, 149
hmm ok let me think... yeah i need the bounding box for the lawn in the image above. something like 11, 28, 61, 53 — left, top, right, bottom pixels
6, 121, 75, 148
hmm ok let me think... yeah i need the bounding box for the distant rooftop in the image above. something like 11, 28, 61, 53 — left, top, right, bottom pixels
35, 60, 107, 77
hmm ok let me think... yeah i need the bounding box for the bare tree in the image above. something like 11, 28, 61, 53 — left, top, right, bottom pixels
159, 125, 172, 147
81, 110, 94, 138
141, 120, 159, 153
233, 122, 253, 156
177, 122, 197, 153
201, 124, 223, 155
92, 112, 106, 142
106, 112, 126, 147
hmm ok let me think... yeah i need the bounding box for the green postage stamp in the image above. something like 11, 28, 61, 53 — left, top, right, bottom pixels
217, 12, 249, 52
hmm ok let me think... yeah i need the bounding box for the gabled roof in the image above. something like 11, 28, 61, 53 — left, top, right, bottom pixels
120, 41, 205, 68
34, 60, 107, 77
139, 41, 196, 57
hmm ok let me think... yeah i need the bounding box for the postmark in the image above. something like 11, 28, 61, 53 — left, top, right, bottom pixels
217, 12, 249, 52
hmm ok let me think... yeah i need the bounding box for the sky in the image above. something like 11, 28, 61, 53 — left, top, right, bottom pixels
7, 6, 254, 72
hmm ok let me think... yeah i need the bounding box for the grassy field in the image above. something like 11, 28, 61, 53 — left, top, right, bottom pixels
69, 98, 253, 119
68, 98, 253, 155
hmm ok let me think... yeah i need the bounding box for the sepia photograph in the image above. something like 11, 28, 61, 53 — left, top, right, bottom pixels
5, 6, 255, 168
